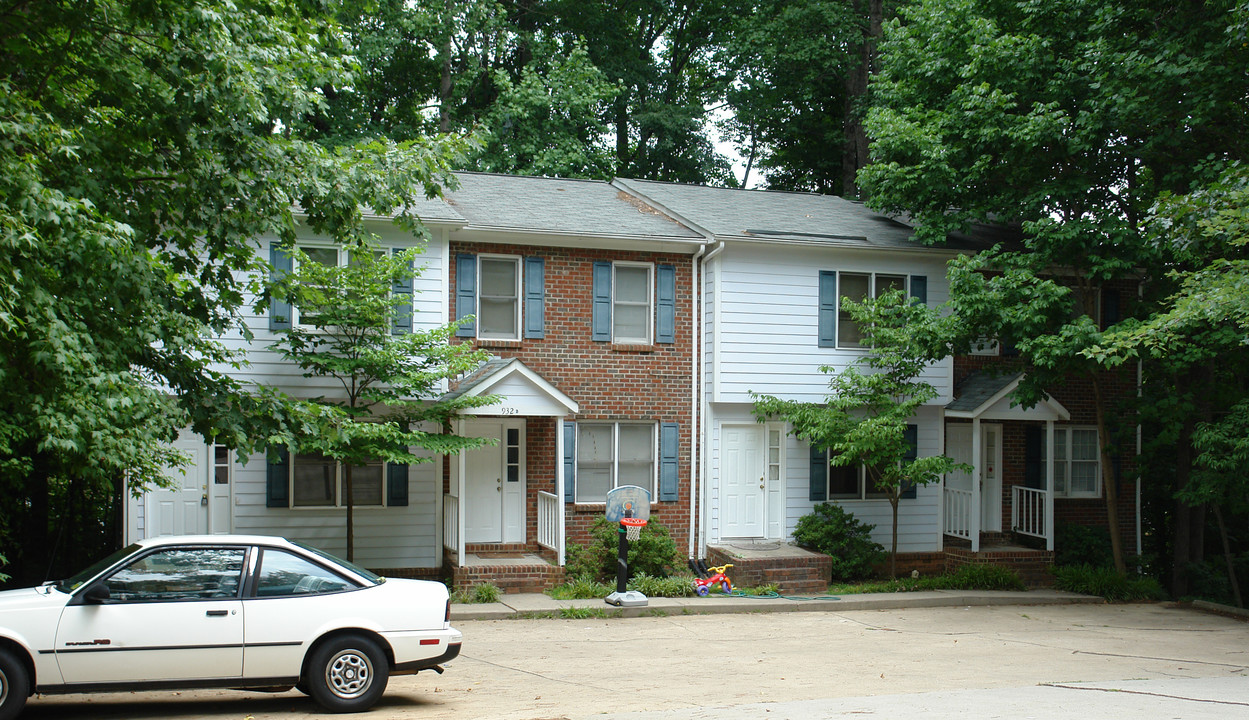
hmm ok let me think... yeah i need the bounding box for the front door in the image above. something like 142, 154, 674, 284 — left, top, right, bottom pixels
463, 420, 526, 544
147, 435, 209, 537
722, 425, 766, 538
945, 424, 1003, 533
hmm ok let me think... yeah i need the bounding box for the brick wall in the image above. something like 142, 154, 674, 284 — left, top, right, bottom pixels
450, 241, 694, 555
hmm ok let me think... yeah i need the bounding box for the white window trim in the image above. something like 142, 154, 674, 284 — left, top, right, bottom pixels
575, 421, 658, 503
836, 271, 910, 349
289, 453, 389, 509
476, 254, 522, 340
1046, 426, 1103, 499
612, 261, 653, 345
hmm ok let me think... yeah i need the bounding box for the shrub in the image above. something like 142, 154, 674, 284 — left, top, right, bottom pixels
1055, 522, 1113, 568
1053, 564, 1166, 602
452, 582, 501, 604
564, 517, 683, 582
792, 503, 885, 582
944, 563, 1026, 591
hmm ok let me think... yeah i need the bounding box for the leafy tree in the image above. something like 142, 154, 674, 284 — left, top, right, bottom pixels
0, 0, 469, 583
752, 291, 965, 577
269, 242, 497, 561
860, 0, 1248, 580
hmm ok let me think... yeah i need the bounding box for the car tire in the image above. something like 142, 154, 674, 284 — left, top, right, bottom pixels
0, 648, 29, 720
305, 634, 389, 713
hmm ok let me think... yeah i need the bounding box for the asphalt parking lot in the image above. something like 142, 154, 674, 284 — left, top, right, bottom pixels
21, 595, 1249, 720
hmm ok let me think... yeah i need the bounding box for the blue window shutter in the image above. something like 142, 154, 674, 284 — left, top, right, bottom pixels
809, 444, 828, 501
910, 275, 928, 306
387, 462, 409, 506
1101, 287, 1120, 328
563, 422, 576, 502
901, 424, 919, 499
656, 264, 676, 344
818, 271, 837, 348
1024, 426, 1044, 489
659, 422, 679, 501
269, 244, 292, 331
524, 256, 545, 339
592, 261, 612, 341
266, 448, 290, 508
392, 248, 413, 335
455, 254, 476, 338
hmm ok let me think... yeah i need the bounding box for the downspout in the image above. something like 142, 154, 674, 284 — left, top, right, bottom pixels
696, 241, 725, 561
1136, 282, 1144, 563
689, 244, 705, 561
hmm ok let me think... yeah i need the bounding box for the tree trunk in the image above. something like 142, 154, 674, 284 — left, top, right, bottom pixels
1090, 374, 1127, 575
1212, 504, 1243, 608
345, 463, 355, 562
438, 1, 453, 134
841, 0, 882, 198
889, 495, 899, 579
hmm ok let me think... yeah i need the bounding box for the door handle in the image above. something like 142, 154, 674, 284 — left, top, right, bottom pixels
206, 610, 228, 617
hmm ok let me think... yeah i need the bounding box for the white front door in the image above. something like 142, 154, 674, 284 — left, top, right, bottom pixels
147, 435, 209, 537
945, 424, 1003, 533
463, 420, 526, 544
722, 425, 766, 539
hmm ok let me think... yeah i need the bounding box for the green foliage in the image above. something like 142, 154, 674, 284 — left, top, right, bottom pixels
829, 564, 1025, 593
563, 517, 683, 582
1053, 565, 1166, 602
547, 576, 614, 600
627, 572, 697, 598
791, 503, 885, 582
452, 582, 502, 604
1055, 523, 1114, 569
1183, 555, 1249, 606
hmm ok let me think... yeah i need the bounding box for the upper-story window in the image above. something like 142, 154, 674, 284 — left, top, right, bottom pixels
269, 242, 414, 335
593, 261, 676, 345
478, 256, 522, 340
455, 254, 544, 340
818, 270, 926, 349
612, 263, 652, 344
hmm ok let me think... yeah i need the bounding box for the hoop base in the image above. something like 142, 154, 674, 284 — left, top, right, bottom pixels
604, 590, 648, 607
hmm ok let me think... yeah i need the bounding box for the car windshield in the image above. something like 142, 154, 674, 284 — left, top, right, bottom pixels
291, 540, 383, 585
55, 543, 141, 594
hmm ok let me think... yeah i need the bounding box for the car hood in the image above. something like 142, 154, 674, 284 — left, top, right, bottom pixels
0, 585, 70, 611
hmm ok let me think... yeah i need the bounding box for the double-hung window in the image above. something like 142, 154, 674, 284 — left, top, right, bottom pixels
591, 261, 676, 344
612, 263, 653, 344
477, 256, 522, 340
827, 460, 890, 500
1043, 427, 1101, 498
575, 423, 656, 503
291, 453, 386, 508
838, 272, 907, 348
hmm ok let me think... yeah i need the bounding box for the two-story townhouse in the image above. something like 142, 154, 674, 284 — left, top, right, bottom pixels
127, 173, 1138, 591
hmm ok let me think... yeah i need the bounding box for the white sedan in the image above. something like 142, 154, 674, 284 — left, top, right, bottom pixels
0, 535, 461, 718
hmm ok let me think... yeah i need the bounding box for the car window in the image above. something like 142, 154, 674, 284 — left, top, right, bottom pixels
103, 547, 247, 602
254, 549, 358, 597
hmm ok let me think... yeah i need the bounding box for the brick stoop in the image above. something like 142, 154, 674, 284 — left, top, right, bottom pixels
944, 546, 1056, 588
706, 543, 831, 595
446, 548, 565, 594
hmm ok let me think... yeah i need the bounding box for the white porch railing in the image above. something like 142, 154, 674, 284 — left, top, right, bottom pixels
537, 491, 559, 552
943, 487, 974, 541
1011, 486, 1046, 540
443, 493, 459, 551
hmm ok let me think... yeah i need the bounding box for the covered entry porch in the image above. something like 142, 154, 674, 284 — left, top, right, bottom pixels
943, 372, 1068, 554
440, 358, 580, 592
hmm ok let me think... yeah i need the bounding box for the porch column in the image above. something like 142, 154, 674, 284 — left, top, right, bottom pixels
1045, 420, 1055, 551
971, 417, 982, 552
555, 417, 566, 566
455, 419, 466, 568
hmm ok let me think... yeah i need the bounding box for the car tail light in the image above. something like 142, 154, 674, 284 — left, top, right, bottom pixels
445, 599, 451, 624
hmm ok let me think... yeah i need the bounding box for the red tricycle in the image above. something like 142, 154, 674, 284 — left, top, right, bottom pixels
692, 563, 733, 596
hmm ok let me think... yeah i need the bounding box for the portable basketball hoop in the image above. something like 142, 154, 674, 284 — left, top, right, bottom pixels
620, 516, 647, 543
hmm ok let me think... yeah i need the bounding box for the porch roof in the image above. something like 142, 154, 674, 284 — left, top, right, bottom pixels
443, 357, 579, 417
945, 371, 1070, 422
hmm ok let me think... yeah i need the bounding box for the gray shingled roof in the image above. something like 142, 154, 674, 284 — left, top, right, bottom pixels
613, 178, 1008, 252
946, 371, 1024, 413
441, 173, 703, 240
441, 356, 515, 402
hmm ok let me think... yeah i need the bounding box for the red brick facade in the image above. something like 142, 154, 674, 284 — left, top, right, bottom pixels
448, 241, 695, 556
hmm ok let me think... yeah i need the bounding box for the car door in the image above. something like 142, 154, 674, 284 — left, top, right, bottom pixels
54, 546, 247, 684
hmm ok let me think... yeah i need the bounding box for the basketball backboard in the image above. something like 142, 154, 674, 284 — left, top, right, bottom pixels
604, 485, 651, 523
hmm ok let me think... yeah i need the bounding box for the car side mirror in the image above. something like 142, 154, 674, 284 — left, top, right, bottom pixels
81, 583, 111, 604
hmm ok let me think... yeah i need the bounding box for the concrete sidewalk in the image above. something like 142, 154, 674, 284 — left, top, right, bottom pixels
451, 587, 1101, 620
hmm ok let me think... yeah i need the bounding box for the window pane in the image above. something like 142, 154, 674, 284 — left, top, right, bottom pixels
293, 453, 336, 507
107, 548, 246, 602
614, 304, 649, 342
349, 462, 384, 506
302, 247, 338, 267
828, 462, 859, 499
1071, 429, 1099, 461
479, 298, 518, 337
1070, 462, 1098, 495
614, 266, 649, 303
256, 549, 355, 597
617, 425, 654, 489
838, 273, 869, 347
577, 425, 613, 502
479, 258, 519, 338
875, 274, 906, 297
